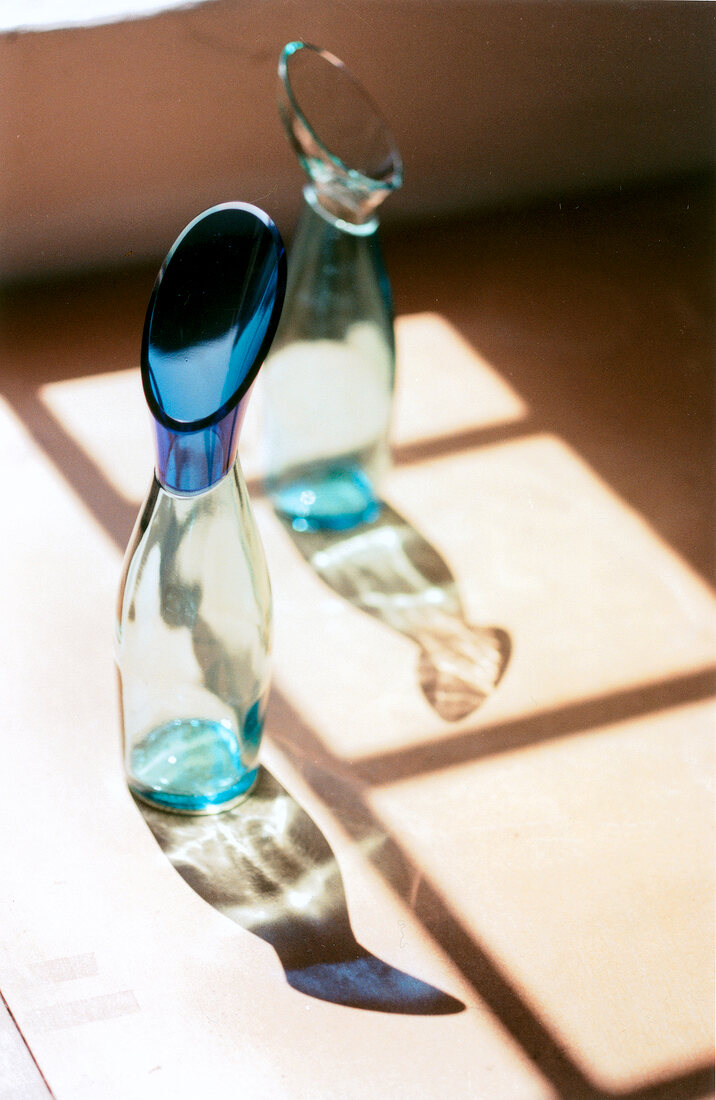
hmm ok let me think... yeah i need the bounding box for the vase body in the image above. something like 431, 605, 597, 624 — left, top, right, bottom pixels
262, 185, 395, 530
116, 463, 271, 814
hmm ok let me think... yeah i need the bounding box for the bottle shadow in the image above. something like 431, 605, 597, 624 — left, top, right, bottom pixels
135, 768, 464, 1015
278, 500, 511, 721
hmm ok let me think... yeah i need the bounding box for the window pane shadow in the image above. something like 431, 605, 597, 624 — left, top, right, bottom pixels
266, 687, 715, 1100
350, 666, 716, 787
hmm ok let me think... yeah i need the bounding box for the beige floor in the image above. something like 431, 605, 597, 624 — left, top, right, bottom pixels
0, 177, 713, 1099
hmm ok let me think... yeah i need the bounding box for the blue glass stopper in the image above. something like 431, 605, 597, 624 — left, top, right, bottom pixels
141, 203, 287, 493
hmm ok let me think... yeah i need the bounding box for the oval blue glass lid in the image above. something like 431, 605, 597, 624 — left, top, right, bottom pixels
141, 202, 287, 431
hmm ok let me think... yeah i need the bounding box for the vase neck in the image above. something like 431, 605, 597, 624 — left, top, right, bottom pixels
301, 183, 381, 236
152, 392, 250, 494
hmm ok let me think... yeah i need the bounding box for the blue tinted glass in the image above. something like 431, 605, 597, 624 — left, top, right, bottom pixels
143, 204, 286, 429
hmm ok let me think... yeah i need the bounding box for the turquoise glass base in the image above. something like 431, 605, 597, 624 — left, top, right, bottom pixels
128, 717, 259, 814
269, 464, 380, 531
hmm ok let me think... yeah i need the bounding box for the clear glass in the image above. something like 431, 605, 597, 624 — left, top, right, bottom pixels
116, 463, 271, 813
262, 42, 402, 531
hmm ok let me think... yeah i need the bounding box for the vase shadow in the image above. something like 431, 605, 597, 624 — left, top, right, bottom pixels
135, 768, 464, 1015
279, 501, 511, 721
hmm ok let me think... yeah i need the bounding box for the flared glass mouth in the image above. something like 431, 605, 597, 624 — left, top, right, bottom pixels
141, 202, 286, 491
278, 41, 403, 222
142, 202, 286, 434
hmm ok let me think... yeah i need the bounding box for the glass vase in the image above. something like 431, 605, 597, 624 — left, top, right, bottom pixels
116, 202, 285, 814
262, 41, 403, 531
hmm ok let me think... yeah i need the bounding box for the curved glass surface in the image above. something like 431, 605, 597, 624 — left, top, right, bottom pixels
262, 187, 395, 529
279, 41, 402, 223
142, 203, 286, 492
116, 466, 272, 813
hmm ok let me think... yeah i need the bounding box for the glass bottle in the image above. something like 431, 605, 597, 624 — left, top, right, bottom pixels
262, 41, 403, 531
116, 203, 286, 813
